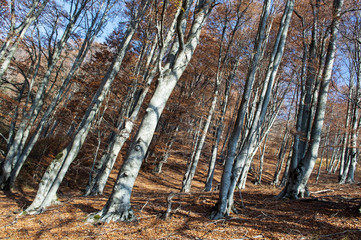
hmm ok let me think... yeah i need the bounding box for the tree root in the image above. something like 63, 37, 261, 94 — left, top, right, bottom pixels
24, 206, 46, 215
88, 208, 135, 223
209, 209, 226, 220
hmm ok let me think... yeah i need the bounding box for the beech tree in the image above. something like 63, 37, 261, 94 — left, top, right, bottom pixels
0, 0, 360, 228
278, 0, 344, 199
0, 0, 94, 189
338, 9, 361, 183
84, 0, 182, 196
182, 0, 249, 193
0, 0, 115, 190
211, 0, 295, 219
88, 0, 216, 222
23, 0, 151, 214
0, 0, 49, 81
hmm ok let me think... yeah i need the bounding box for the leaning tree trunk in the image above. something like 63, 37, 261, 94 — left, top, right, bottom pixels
24, 2, 148, 214
0, 0, 90, 190
0, 0, 49, 81
203, 2, 245, 191
346, 93, 359, 183
153, 125, 179, 174
88, 0, 215, 223
210, 0, 272, 218
316, 126, 330, 183
338, 51, 356, 183
271, 92, 294, 186
346, 25, 361, 183
205, 67, 234, 191
255, 133, 268, 185
278, 0, 344, 199
211, 0, 294, 220
237, 94, 283, 190
182, 80, 219, 192
84, 5, 183, 196
290, 1, 324, 172
338, 93, 352, 182
4, 1, 113, 189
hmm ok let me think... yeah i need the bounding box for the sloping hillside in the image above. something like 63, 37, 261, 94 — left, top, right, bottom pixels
0, 154, 360, 239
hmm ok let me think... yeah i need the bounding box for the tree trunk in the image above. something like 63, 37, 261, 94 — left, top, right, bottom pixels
346, 22, 361, 183
0, 0, 92, 190
0, 0, 112, 190
205, 66, 234, 191
210, 0, 273, 219
182, 80, 219, 192
278, 0, 343, 199
211, 0, 295, 219
219, 92, 242, 163
24, 2, 148, 214
316, 126, 330, 183
84, 6, 184, 195
88, 0, 215, 222
255, 133, 268, 185
0, 0, 49, 80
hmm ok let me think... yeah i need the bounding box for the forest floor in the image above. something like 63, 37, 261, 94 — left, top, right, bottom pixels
0, 153, 360, 239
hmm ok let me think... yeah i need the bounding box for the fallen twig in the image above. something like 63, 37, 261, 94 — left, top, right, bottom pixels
319, 229, 361, 238
310, 189, 334, 194
135, 214, 158, 220
205, 218, 227, 226
140, 200, 149, 212
162, 191, 210, 220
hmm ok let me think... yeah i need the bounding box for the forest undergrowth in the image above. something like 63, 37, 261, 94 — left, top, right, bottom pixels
0, 153, 360, 240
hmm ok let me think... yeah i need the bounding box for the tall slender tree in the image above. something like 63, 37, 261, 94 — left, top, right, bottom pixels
24, 0, 151, 214
88, 0, 216, 222
278, 0, 344, 199
211, 0, 295, 219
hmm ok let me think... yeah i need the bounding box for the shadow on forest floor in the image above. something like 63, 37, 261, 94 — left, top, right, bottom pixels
0, 154, 360, 239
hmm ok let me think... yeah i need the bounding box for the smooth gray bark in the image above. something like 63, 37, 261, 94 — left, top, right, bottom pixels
211, 0, 294, 219
4, 0, 113, 190
181, 80, 219, 192
84, 4, 184, 196
278, 0, 344, 199
346, 14, 361, 183
210, 0, 272, 219
0, 0, 49, 80
88, 0, 215, 222
297, 0, 320, 158
0, 0, 91, 190
205, 63, 235, 191
24, 1, 148, 214
291, 5, 318, 171
338, 86, 353, 182
204, 3, 246, 191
